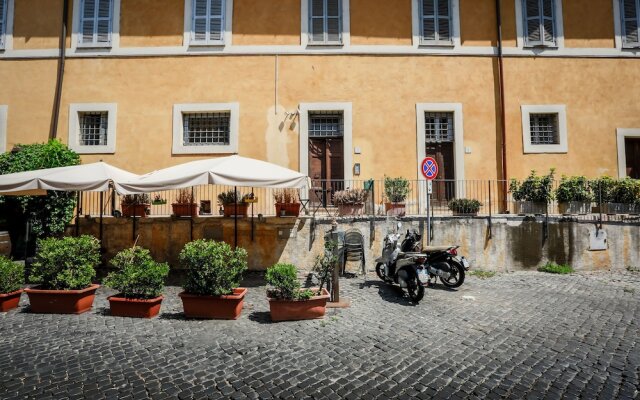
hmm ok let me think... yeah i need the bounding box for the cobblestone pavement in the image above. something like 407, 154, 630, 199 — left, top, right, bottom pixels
1, 271, 639, 400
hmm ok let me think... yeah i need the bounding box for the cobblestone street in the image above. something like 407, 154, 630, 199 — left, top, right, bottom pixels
1, 271, 639, 399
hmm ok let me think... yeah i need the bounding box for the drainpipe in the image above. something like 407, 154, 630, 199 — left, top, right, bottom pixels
49, 0, 69, 140
495, 0, 509, 212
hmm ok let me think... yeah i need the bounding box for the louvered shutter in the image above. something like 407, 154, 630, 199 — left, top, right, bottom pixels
326, 0, 341, 43
309, 0, 342, 44
191, 0, 225, 44
0, 0, 6, 49
523, 0, 555, 46
622, 0, 640, 47
209, 0, 224, 41
541, 0, 555, 44
310, 0, 325, 42
437, 0, 451, 42
421, 0, 452, 44
422, 0, 436, 41
79, 0, 112, 46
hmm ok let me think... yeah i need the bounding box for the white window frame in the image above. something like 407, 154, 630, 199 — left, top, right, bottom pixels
413, 0, 460, 47
68, 103, 117, 154
0, 0, 13, 51
614, 0, 640, 49
617, 128, 640, 178
173, 103, 239, 154
521, 105, 567, 153
72, 0, 120, 51
515, 0, 564, 49
0, 105, 7, 153
184, 0, 233, 48
301, 0, 350, 47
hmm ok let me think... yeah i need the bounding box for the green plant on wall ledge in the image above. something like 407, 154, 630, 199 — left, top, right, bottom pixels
122, 194, 151, 205
589, 176, 617, 203
509, 169, 556, 203
555, 176, 594, 203
384, 176, 411, 203
217, 190, 245, 206
448, 198, 482, 214
611, 178, 640, 204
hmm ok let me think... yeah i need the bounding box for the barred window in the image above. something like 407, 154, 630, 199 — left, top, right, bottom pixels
621, 0, 640, 47
183, 112, 230, 146
309, 112, 344, 137
529, 113, 559, 145
425, 112, 454, 142
79, 112, 108, 146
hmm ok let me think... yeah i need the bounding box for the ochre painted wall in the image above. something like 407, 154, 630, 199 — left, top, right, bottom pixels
500, 0, 518, 47
350, 0, 412, 45
12, 0, 62, 50
232, 0, 301, 45
562, 0, 615, 49
119, 0, 184, 47
459, 0, 497, 46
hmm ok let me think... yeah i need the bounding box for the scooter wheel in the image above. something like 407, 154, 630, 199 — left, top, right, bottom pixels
440, 261, 466, 288
375, 263, 386, 281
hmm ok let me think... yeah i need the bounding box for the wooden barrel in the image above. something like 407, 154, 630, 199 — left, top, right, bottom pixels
0, 231, 11, 257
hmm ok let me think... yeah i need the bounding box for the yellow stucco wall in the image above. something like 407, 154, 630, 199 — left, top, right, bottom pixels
11, 0, 62, 50
459, 0, 497, 47
119, 0, 184, 47
500, 0, 518, 48
350, 0, 412, 45
232, 0, 301, 45
562, 0, 615, 49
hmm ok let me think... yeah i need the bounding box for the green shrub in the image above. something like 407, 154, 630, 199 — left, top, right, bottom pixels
384, 176, 411, 203
469, 270, 496, 279
611, 178, 640, 204
509, 169, 555, 203
121, 194, 151, 205
30, 235, 100, 290
180, 240, 247, 296
589, 176, 617, 203
538, 262, 574, 274
448, 198, 482, 214
0, 256, 24, 294
266, 263, 313, 301
103, 247, 169, 299
217, 190, 245, 206
555, 176, 594, 203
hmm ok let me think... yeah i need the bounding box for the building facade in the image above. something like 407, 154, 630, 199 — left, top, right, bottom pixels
0, 0, 639, 188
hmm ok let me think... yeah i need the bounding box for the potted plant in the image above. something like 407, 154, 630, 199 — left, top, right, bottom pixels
151, 195, 167, 205
103, 246, 170, 318
448, 199, 482, 216
384, 177, 411, 216
609, 178, 640, 214
121, 194, 151, 217
590, 176, 617, 213
0, 256, 24, 312
172, 188, 198, 217
509, 169, 555, 215
555, 176, 594, 215
274, 188, 301, 217
266, 262, 330, 322
218, 190, 249, 217
333, 188, 367, 216
25, 235, 101, 314
178, 240, 248, 319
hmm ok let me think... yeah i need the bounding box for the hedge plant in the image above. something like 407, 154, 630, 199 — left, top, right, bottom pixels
384, 176, 411, 203
509, 169, 556, 203
555, 176, 594, 203
448, 199, 482, 214
103, 247, 169, 299
180, 240, 247, 296
265, 263, 313, 301
589, 176, 617, 203
30, 235, 100, 290
611, 178, 640, 204
0, 256, 24, 294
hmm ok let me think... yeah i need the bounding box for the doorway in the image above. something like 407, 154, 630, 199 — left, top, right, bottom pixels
308, 112, 345, 206
425, 112, 456, 203
624, 138, 640, 179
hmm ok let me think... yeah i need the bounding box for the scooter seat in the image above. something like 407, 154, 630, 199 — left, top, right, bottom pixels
422, 246, 454, 252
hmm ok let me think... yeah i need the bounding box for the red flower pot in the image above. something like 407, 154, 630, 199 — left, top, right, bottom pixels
25, 284, 100, 314
337, 204, 364, 216
179, 288, 247, 320
0, 289, 22, 312
108, 295, 164, 318
172, 203, 198, 217
121, 203, 149, 217
385, 202, 406, 216
223, 203, 249, 217
268, 288, 330, 322
275, 203, 301, 217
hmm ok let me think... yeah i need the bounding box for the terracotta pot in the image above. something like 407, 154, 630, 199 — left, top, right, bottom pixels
384, 202, 406, 216
25, 284, 100, 314
0, 289, 22, 312
179, 288, 247, 320
172, 203, 198, 217
223, 203, 249, 217
108, 295, 164, 318
268, 288, 330, 322
121, 203, 149, 217
275, 203, 301, 217
337, 204, 364, 216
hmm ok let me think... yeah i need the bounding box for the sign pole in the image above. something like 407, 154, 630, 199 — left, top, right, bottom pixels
420, 157, 438, 247
426, 184, 431, 246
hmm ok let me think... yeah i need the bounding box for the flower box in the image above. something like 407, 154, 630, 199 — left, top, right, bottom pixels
0, 289, 22, 312
337, 204, 364, 216
108, 295, 164, 319
179, 288, 247, 320
514, 201, 547, 215
121, 203, 149, 218
172, 203, 198, 217
384, 202, 406, 217
222, 203, 249, 217
25, 284, 100, 314
268, 288, 330, 322
558, 201, 591, 215
275, 203, 301, 217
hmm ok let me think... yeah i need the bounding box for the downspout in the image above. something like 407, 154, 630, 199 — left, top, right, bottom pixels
49, 0, 69, 140
495, 0, 509, 212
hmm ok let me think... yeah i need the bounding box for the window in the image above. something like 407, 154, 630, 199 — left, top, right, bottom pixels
173, 103, 239, 154
521, 105, 567, 153
79, 0, 113, 47
191, 0, 226, 45
425, 112, 454, 142
309, 0, 342, 44
620, 0, 640, 47
68, 103, 117, 154
309, 112, 344, 137
420, 0, 452, 44
0, 0, 7, 50
522, 0, 557, 47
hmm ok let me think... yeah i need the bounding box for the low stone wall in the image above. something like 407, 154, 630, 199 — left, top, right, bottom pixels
66, 215, 640, 272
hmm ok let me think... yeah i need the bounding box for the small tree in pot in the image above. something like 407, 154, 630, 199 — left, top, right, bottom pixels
273, 189, 300, 217
610, 178, 640, 214
103, 246, 170, 318
384, 177, 411, 216
448, 199, 482, 216
25, 235, 101, 314
333, 188, 368, 216
590, 176, 617, 214
178, 240, 248, 319
555, 176, 594, 215
0, 256, 24, 312
217, 190, 249, 217
172, 188, 198, 217
509, 169, 555, 215
121, 194, 151, 217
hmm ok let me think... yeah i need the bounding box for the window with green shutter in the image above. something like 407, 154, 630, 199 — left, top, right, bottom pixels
420, 0, 452, 45
621, 0, 640, 47
522, 0, 556, 47
191, 0, 226, 45
79, 0, 113, 47
309, 0, 342, 44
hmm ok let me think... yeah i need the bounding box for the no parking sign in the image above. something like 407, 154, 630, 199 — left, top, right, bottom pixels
421, 157, 438, 180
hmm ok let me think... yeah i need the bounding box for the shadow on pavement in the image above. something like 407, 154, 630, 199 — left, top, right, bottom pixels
359, 280, 420, 307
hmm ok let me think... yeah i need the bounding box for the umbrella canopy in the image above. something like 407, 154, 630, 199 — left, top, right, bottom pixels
118, 155, 308, 194
0, 162, 140, 194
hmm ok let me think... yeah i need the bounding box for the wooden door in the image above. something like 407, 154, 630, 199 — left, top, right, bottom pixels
309, 138, 344, 205
426, 142, 455, 203
625, 138, 640, 179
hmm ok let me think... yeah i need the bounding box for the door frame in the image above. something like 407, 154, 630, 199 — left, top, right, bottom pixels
617, 128, 640, 178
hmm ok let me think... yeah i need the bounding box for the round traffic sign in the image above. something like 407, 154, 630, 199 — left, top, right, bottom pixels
421, 157, 439, 180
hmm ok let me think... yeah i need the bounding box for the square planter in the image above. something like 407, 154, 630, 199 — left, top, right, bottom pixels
25, 284, 100, 314
268, 288, 330, 322
452, 211, 479, 217
172, 203, 198, 217
514, 201, 548, 215
223, 203, 249, 218
558, 201, 592, 215
601, 203, 631, 215
121, 203, 150, 217
179, 288, 247, 320
0, 289, 22, 312
275, 203, 301, 217
108, 295, 164, 318
337, 204, 364, 217
384, 203, 406, 217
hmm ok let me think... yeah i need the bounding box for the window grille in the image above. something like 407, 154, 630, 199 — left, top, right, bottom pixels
79, 0, 113, 47
421, 0, 452, 44
309, 112, 344, 137
621, 0, 640, 47
183, 112, 230, 146
79, 112, 109, 146
529, 113, 559, 145
192, 0, 225, 44
0, 0, 7, 49
522, 0, 556, 47
425, 112, 454, 143
309, 0, 342, 44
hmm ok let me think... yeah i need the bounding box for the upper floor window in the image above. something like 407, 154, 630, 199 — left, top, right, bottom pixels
420, 0, 452, 45
522, 0, 557, 47
309, 0, 342, 45
620, 0, 640, 48
79, 0, 113, 47
0, 0, 8, 49
191, 0, 226, 45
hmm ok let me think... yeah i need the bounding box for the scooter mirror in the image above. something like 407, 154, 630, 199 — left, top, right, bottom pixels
397, 222, 402, 231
